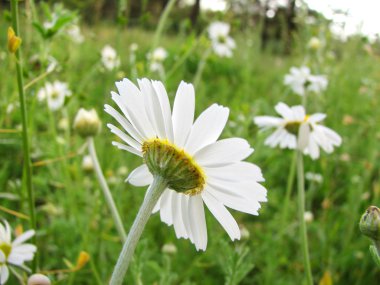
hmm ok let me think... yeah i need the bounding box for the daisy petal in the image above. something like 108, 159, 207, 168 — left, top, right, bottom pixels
12, 230, 35, 246
188, 195, 207, 251
185, 104, 229, 154
172, 81, 195, 147
126, 164, 153, 186
194, 138, 253, 167
201, 190, 240, 241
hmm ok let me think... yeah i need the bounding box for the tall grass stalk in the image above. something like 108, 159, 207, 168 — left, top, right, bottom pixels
193, 47, 212, 88
109, 175, 167, 285
296, 150, 313, 285
87, 137, 127, 242
152, 0, 177, 49
10, 0, 37, 271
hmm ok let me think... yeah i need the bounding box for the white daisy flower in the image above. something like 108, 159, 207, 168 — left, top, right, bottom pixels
105, 78, 267, 251
37, 81, 72, 111
254, 102, 342, 160
148, 47, 167, 73
0, 221, 37, 284
208, 21, 236, 58
284, 66, 328, 96
101, 45, 120, 71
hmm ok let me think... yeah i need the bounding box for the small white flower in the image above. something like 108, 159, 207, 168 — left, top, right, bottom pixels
73, 108, 101, 137
308, 37, 321, 50
208, 21, 236, 58
28, 274, 51, 285
305, 172, 323, 184
130, 43, 138, 52
284, 66, 328, 96
105, 78, 267, 251
101, 45, 120, 71
304, 211, 314, 223
148, 47, 167, 72
66, 25, 84, 44
0, 221, 37, 284
37, 81, 72, 111
254, 102, 342, 160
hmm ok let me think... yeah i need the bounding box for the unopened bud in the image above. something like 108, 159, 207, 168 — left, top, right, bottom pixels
308, 37, 321, 50
8, 27, 22, 53
161, 243, 177, 255
82, 155, 94, 172
240, 225, 250, 240
73, 108, 101, 137
28, 274, 51, 285
76, 251, 90, 270
360, 206, 380, 241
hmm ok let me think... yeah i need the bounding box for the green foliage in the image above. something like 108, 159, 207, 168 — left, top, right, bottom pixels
1, 3, 380, 284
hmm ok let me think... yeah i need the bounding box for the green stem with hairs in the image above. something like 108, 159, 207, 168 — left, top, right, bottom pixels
109, 176, 167, 285
280, 151, 297, 229
87, 137, 127, 243
152, 0, 177, 49
10, 0, 37, 272
296, 150, 313, 285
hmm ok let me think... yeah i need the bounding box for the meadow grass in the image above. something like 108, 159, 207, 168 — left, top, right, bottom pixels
1, 11, 380, 284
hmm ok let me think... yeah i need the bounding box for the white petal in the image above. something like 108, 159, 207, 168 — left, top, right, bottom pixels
171, 193, 188, 239
188, 195, 207, 251
254, 116, 282, 129
107, 124, 141, 151
126, 164, 153, 186
204, 161, 264, 183
160, 190, 173, 226
112, 142, 142, 157
185, 104, 229, 154
104, 104, 143, 143
172, 81, 195, 148
181, 195, 194, 242
152, 80, 174, 141
275, 102, 294, 119
111, 91, 155, 139
298, 123, 310, 150
201, 190, 240, 241
194, 138, 253, 167
11, 244, 37, 254
0, 265, 9, 284
308, 113, 326, 123
138, 78, 167, 139
12, 230, 35, 246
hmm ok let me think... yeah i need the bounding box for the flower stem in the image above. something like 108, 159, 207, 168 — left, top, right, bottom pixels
10, 0, 37, 271
193, 47, 212, 88
152, 0, 177, 50
280, 151, 297, 229
296, 150, 313, 285
87, 137, 127, 242
109, 176, 167, 285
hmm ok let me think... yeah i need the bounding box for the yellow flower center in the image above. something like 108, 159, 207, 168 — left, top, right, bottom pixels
142, 138, 206, 195
0, 242, 12, 258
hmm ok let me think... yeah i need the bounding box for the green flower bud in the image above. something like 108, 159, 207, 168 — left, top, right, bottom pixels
359, 206, 380, 242
73, 108, 101, 137
142, 138, 205, 195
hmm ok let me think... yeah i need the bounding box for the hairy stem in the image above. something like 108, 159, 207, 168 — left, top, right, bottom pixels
296, 150, 313, 285
87, 137, 127, 242
109, 176, 167, 285
11, 0, 37, 272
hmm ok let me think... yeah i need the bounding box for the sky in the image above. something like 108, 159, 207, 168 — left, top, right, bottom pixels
198, 0, 379, 39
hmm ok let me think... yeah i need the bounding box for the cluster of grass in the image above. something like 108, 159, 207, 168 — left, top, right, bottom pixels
1, 4, 380, 284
